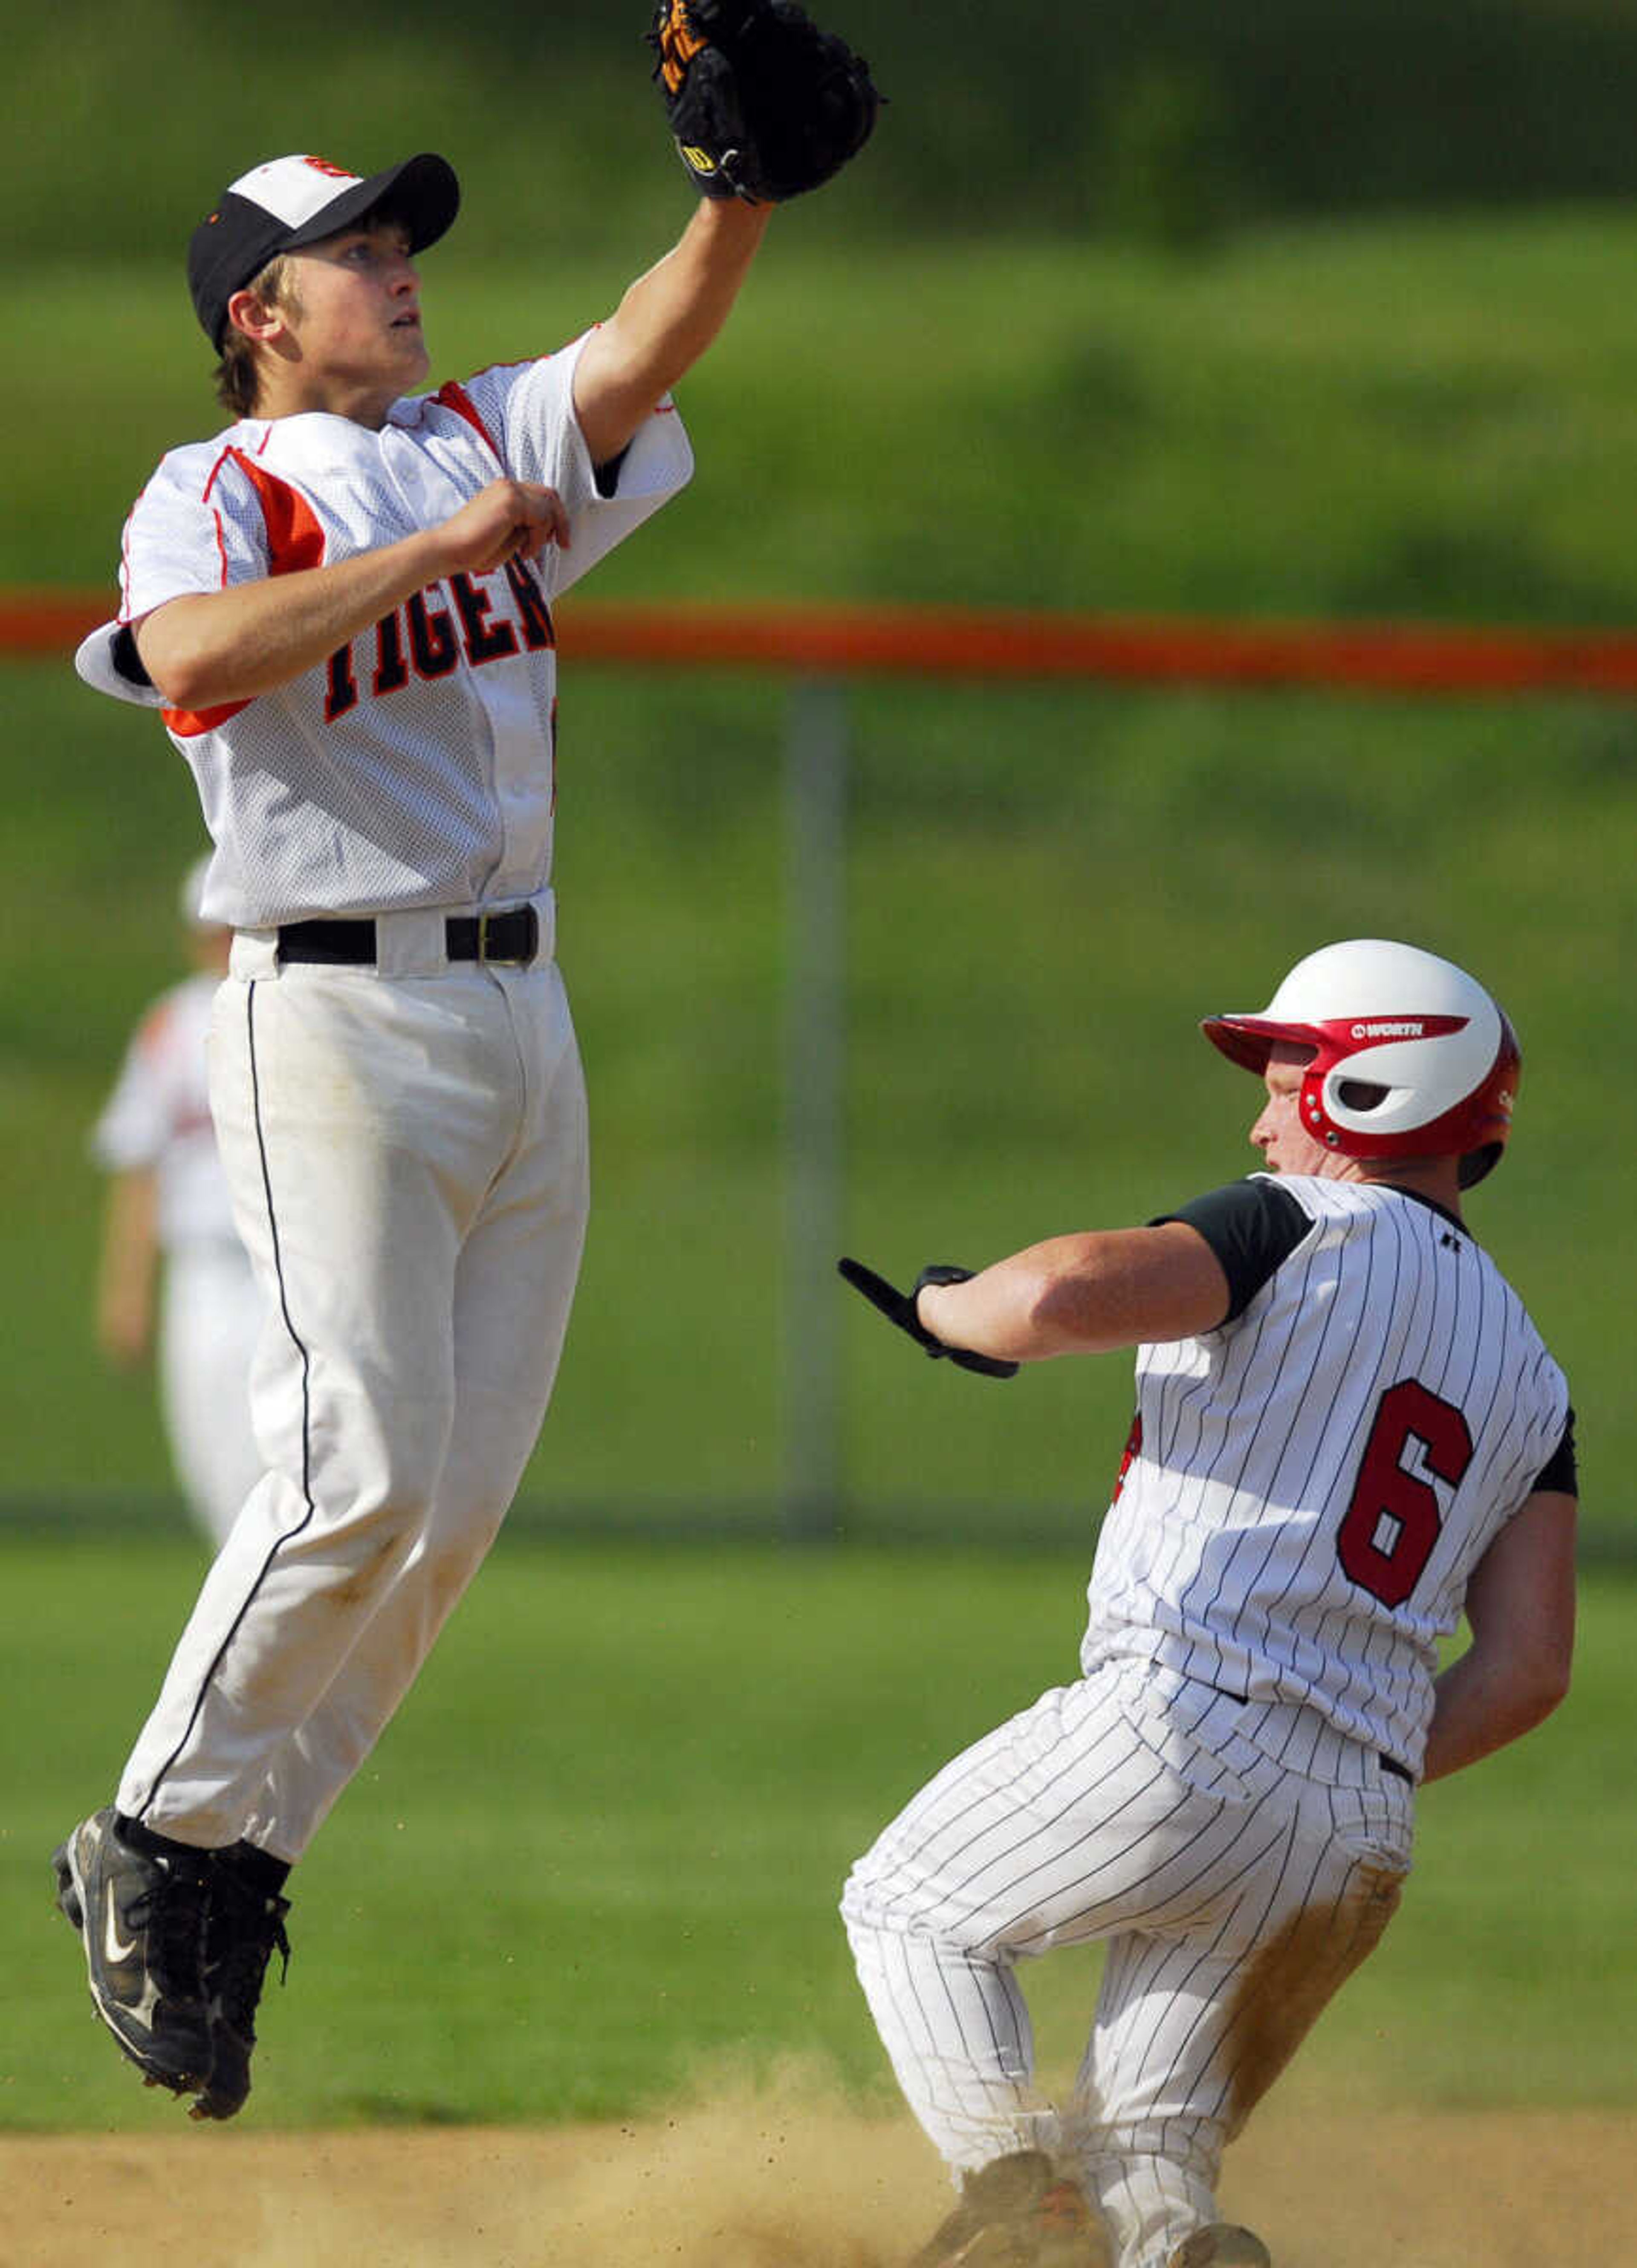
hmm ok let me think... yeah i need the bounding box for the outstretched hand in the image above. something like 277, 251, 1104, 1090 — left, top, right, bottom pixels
837, 1257, 1019, 1379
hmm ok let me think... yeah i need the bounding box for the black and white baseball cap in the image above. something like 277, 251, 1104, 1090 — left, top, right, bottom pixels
188, 152, 460, 349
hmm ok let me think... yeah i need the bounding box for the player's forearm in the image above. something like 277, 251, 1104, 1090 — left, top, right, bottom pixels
915, 1239, 1120, 1361
574, 198, 772, 466
133, 528, 457, 708
97, 1172, 159, 1366
916, 1225, 1231, 1362
1420, 1487, 1576, 1784
1419, 1635, 1572, 1784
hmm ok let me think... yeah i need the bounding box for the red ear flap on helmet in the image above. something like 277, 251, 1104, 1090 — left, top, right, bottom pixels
1451, 1012, 1519, 1187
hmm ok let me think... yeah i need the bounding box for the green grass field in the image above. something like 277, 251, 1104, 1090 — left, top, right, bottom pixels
3, 213, 1634, 1541
2, 656, 1629, 1539
4, 1537, 1632, 2133
15, 216, 1637, 613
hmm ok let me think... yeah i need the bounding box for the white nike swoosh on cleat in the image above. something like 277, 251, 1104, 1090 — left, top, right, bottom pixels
104, 1885, 141, 1968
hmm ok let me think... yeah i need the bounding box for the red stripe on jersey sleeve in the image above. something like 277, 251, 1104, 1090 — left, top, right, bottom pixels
164, 697, 254, 737
160, 449, 324, 729
434, 380, 504, 465
226, 449, 327, 575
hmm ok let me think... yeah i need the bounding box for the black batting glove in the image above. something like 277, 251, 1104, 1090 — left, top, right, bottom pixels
836, 1257, 1020, 1380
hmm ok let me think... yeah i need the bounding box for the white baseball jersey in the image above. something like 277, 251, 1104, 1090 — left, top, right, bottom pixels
75, 333, 693, 928
93, 972, 239, 1248
1084, 1172, 1572, 1773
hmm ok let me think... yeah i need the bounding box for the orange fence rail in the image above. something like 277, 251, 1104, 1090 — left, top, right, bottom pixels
9, 588, 1637, 698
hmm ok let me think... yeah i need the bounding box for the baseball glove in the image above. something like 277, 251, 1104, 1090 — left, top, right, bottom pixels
648, 0, 881, 203
837, 1257, 1020, 1380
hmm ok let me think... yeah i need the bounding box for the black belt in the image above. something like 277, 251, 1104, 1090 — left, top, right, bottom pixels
1206, 1684, 1412, 1785
276, 906, 539, 967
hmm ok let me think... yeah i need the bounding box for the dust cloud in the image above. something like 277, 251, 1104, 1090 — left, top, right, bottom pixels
4, 2074, 1632, 2267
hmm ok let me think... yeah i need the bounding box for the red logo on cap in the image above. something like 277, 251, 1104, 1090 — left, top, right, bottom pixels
301, 156, 354, 179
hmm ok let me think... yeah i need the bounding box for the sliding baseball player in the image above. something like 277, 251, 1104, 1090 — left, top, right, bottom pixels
840, 939, 1577, 2268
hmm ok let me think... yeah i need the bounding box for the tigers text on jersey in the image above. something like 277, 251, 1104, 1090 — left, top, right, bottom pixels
1083, 1173, 1571, 1772
74, 335, 693, 929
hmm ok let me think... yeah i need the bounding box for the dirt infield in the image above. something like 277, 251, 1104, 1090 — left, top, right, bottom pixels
3, 2090, 1630, 2267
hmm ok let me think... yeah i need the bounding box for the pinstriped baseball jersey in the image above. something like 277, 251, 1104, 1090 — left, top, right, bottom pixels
74, 333, 693, 929
1082, 1173, 1571, 1772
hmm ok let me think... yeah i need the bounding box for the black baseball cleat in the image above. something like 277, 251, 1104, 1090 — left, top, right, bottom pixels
1166, 2227, 1273, 2268
52, 1807, 216, 2100
189, 1841, 292, 2122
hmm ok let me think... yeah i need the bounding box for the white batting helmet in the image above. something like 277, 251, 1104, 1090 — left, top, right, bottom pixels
1201, 939, 1520, 1188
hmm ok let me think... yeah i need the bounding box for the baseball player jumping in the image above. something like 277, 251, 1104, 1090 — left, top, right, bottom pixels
53, 0, 877, 2128
839, 939, 1577, 2268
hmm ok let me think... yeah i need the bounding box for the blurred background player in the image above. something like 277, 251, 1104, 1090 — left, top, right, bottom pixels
840, 938, 1578, 2268
92, 855, 262, 1549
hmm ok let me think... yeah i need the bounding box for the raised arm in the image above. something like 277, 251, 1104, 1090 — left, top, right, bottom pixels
1419, 1488, 1577, 1784
914, 1222, 1232, 1364
572, 198, 772, 470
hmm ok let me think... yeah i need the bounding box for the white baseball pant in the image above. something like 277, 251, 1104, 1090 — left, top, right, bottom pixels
842, 1658, 1412, 2268
116, 899, 588, 1861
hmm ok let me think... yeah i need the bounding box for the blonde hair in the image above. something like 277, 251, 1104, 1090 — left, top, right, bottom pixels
212, 253, 301, 420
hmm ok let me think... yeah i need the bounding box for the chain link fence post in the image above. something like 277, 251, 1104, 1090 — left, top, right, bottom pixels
781, 676, 849, 1543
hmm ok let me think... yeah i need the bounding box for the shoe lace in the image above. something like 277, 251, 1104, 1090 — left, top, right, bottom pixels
203, 1872, 292, 2040
128, 1861, 212, 2004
